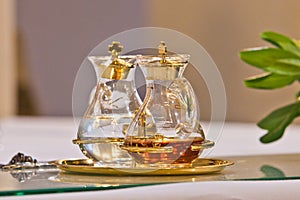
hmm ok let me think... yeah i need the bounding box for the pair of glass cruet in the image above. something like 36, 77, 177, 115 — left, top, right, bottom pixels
74, 41, 214, 167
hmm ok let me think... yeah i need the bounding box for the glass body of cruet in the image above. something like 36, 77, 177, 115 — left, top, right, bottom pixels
122, 42, 214, 167
74, 42, 141, 166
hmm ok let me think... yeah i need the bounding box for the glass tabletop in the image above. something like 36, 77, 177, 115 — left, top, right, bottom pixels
1, 153, 300, 197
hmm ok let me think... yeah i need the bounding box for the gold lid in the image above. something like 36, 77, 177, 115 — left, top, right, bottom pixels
137, 41, 190, 66
136, 42, 190, 80
89, 41, 135, 80
101, 41, 134, 80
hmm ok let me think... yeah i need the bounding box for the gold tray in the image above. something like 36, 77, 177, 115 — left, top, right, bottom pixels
52, 158, 233, 176
51, 171, 226, 186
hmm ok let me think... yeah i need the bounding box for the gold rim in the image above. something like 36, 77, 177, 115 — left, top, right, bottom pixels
52, 158, 234, 176
120, 140, 214, 153
72, 138, 124, 144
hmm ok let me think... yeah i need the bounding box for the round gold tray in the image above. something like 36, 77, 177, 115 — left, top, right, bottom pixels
51, 158, 233, 176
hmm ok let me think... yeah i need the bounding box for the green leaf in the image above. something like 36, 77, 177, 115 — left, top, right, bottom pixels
296, 91, 300, 99
261, 31, 300, 57
293, 39, 300, 49
244, 73, 295, 89
281, 44, 300, 57
261, 31, 295, 47
241, 31, 300, 143
277, 58, 300, 67
240, 48, 299, 70
258, 101, 300, 143
265, 61, 300, 76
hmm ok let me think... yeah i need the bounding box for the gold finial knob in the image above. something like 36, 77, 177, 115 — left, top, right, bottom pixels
108, 41, 123, 59
158, 41, 167, 55
158, 41, 167, 63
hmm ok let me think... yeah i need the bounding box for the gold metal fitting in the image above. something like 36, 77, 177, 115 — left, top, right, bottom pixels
108, 41, 123, 59
158, 41, 167, 63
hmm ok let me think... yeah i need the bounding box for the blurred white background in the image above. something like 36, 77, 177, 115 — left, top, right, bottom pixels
1, 0, 300, 123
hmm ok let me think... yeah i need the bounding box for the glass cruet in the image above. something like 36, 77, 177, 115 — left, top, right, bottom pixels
74, 41, 141, 166
122, 42, 214, 166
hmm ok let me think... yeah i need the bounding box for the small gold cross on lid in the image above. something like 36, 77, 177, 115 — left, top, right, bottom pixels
158, 41, 167, 55
158, 41, 167, 63
108, 41, 123, 59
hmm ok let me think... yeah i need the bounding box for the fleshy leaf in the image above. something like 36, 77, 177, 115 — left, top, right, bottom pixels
292, 39, 300, 49
296, 91, 300, 99
244, 73, 295, 89
265, 61, 300, 76
240, 48, 299, 70
261, 31, 295, 47
241, 31, 300, 143
261, 31, 300, 57
258, 101, 300, 143
277, 58, 300, 67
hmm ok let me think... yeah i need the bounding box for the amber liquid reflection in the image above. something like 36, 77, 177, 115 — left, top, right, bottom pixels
123, 137, 204, 165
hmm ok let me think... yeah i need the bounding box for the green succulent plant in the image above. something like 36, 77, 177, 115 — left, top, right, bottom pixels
240, 31, 300, 143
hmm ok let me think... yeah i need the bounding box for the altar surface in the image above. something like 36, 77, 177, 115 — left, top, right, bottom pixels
1, 117, 300, 199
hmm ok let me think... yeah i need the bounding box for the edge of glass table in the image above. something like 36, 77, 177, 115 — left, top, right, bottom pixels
1, 153, 300, 197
